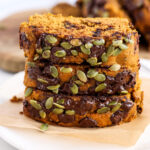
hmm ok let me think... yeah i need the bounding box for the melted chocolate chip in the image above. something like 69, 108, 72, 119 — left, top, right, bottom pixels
93, 28, 101, 37
20, 32, 30, 49
79, 117, 98, 127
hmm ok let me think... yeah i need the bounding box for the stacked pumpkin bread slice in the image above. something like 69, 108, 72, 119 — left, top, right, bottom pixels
20, 14, 143, 127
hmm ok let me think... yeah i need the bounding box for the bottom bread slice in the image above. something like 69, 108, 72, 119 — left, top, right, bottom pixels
23, 89, 143, 128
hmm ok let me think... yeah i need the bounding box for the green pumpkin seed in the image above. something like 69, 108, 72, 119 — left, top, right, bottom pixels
25, 88, 33, 97
74, 80, 84, 86
27, 62, 35, 67
36, 48, 43, 54
53, 108, 64, 114
37, 78, 48, 84
102, 11, 109, 17
70, 39, 82, 46
97, 107, 110, 114
40, 123, 48, 131
50, 66, 58, 78
54, 50, 66, 57
71, 50, 78, 56
29, 100, 42, 110
120, 90, 128, 94
39, 110, 46, 119
112, 40, 122, 47
53, 103, 65, 109
85, 42, 93, 49
43, 46, 51, 50
70, 83, 78, 95
47, 84, 60, 91
93, 39, 105, 46
124, 37, 134, 44
65, 110, 75, 115
101, 52, 108, 63
52, 88, 59, 94
45, 35, 57, 44
34, 54, 39, 61
112, 103, 121, 113
87, 69, 98, 78
61, 42, 72, 49
87, 57, 99, 66
77, 70, 87, 82
57, 99, 65, 105
119, 43, 128, 50
60, 67, 73, 73
107, 45, 115, 57
108, 101, 118, 106
109, 64, 121, 71
45, 97, 53, 109
112, 48, 121, 56
95, 83, 107, 92
94, 74, 106, 82
80, 45, 91, 55
42, 50, 51, 59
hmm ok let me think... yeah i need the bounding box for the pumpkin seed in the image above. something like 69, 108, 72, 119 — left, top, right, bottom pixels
27, 62, 35, 67
85, 42, 93, 49
77, 70, 87, 82
87, 57, 98, 66
108, 101, 118, 106
71, 50, 78, 56
50, 66, 58, 78
45, 97, 53, 109
124, 37, 134, 44
107, 45, 115, 57
109, 64, 121, 71
53, 103, 65, 109
36, 48, 43, 54
25, 88, 33, 97
101, 52, 108, 63
87, 69, 98, 78
29, 100, 42, 110
97, 107, 110, 114
94, 74, 106, 82
112, 40, 122, 47
93, 39, 105, 46
47, 84, 60, 91
120, 90, 128, 94
37, 78, 48, 84
112, 48, 121, 56
60, 67, 73, 73
119, 43, 128, 50
95, 83, 107, 92
45, 35, 57, 44
53, 108, 64, 114
34, 54, 39, 61
57, 99, 65, 105
43, 46, 51, 50
61, 42, 72, 49
70, 83, 78, 95
42, 50, 51, 59
80, 45, 91, 55
40, 123, 48, 131
39, 110, 46, 119
70, 39, 82, 46
74, 80, 84, 86
65, 110, 75, 115
102, 11, 109, 17
54, 50, 66, 57
52, 88, 59, 94
112, 103, 121, 113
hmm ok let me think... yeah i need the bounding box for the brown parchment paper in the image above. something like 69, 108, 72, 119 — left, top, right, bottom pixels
0, 78, 150, 147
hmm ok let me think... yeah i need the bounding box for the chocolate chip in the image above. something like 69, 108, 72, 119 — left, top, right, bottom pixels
79, 117, 98, 128
58, 114, 75, 123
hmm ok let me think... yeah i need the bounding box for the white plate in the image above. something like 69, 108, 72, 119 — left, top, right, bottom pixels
0, 72, 150, 150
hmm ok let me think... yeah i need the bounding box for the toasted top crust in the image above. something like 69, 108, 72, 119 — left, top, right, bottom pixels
20, 13, 137, 39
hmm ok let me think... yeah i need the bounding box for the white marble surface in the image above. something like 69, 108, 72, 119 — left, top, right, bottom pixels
0, 0, 150, 149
